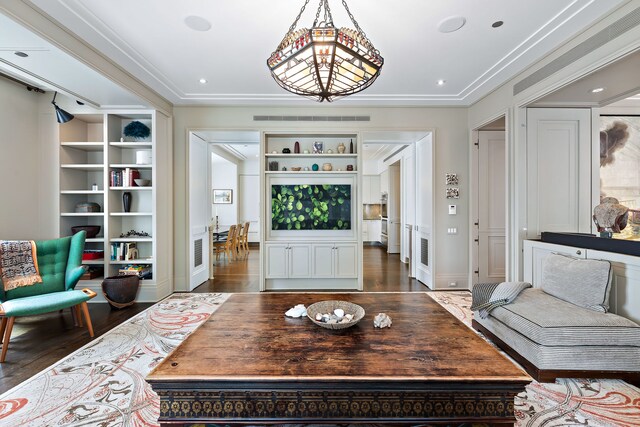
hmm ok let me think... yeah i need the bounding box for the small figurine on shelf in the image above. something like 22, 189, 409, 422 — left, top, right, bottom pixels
313, 141, 323, 154
337, 142, 346, 154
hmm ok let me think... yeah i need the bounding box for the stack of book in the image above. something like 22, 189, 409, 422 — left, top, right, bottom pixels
110, 168, 140, 187
118, 264, 152, 279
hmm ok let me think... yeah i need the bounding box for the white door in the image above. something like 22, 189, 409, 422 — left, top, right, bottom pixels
414, 134, 434, 287
477, 131, 506, 284
526, 108, 592, 238
188, 136, 210, 290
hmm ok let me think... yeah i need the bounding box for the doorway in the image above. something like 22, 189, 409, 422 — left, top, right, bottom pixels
471, 118, 507, 285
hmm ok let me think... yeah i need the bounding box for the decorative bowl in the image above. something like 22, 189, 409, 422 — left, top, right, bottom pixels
134, 178, 151, 187
291, 167, 302, 171
75, 202, 101, 213
306, 300, 365, 330
71, 225, 101, 238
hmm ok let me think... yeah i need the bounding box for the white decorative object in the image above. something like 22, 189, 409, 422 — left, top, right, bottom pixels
334, 308, 345, 318
285, 304, 307, 318
373, 313, 392, 328
326, 149, 334, 154
136, 150, 152, 165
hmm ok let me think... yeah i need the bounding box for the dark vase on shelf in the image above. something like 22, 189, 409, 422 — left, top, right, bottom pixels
123, 191, 132, 213
294, 141, 300, 153
349, 139, 354, 154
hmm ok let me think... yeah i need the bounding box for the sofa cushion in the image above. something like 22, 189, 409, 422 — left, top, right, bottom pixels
487, 288, 640, 347
541, 253, 612, 312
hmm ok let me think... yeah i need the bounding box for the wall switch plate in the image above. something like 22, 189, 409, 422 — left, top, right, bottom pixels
447, 227, 458, 235
448, 205, 457, 215
449, 281, 457, 287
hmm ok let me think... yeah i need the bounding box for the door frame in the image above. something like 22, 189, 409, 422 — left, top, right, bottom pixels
469, 112, 511, 287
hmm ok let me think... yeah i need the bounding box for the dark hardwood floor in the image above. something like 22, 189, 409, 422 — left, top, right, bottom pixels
193, 244, 427, 293
1, 245, 425, 394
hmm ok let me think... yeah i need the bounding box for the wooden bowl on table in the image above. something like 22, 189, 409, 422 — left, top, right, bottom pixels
306, 300, 365, 330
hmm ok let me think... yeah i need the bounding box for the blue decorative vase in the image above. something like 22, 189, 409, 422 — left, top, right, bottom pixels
312, 163, 319, 171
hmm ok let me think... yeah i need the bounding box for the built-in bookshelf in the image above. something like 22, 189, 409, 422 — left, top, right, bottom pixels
58, 110, 170, 302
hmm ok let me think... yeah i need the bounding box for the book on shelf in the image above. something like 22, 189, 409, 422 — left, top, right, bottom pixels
111, 242, 139, 261
110, 168, 141, 187
118, 264, 152, 279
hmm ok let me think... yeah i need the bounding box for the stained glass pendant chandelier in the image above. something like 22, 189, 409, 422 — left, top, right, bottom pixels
267, 0, 384, 102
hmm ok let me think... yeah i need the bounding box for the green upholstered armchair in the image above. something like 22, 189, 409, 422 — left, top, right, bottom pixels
0, 231, 97, 362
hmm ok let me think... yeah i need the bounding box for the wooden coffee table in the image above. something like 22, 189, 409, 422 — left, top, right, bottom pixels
147, 293, 530, 426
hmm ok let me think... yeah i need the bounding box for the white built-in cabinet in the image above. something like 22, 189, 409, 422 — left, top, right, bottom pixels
523, 240, 640, 324
261, 132, 362, 291
362, 175, 381, 204
363, 220, 381, 242
380, 169, 389, 195
58, 111, 171, 302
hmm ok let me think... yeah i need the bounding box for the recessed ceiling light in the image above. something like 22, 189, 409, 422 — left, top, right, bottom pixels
491, 21, 504, 28
14, 51, 28, 58
437, 79, 446, 86
591, 87, 605, 93
437, 16, 466, 33
199, 78, 208, 84
184, 15, 212, 32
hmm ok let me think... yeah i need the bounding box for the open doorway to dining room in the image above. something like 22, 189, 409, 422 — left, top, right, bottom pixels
187, 130, 261, 292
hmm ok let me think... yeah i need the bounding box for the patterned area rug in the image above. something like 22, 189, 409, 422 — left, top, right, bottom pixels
0, 291, 638, 427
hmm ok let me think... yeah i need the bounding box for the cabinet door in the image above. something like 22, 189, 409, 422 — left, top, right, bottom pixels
334, 244, 357, 278
362, 176, 371, 204
265, 244, 288, 278
370, 220, 381, 242
370, 175, 381, 203
312, 244, 335, 278
362, 221, 370, 241
289, 244, 311, 278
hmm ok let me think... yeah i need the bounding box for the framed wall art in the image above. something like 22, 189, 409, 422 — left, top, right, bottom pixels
213, 189, 233, 204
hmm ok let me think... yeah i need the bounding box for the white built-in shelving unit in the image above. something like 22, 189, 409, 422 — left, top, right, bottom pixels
58, 110, 171, 302
260, 132, 363, 291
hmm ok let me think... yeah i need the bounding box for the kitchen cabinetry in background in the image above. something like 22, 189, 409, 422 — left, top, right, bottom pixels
362, 175, 381, 204
363, 220, 381, 243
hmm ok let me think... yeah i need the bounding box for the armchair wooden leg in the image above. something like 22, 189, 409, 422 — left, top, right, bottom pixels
0, 317, 6, 344
1, 317, 15, 363
75, 305, 83, 327
79, 302, 94, 337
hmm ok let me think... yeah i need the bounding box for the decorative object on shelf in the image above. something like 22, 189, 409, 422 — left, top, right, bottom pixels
75, 202, 101, 213
306, 300, 365, 330
322, 163, 333, 171
119, 229, 150, 238
135, 149, 152, 165
213, 189, 233, 204
312, 163, 319, 171
51, 91, 74, 124
373, 313, 392, 329
282, 166, 288, 171
267, 0, 383, 102
269, 161, 279, 171
91, 183, 98, 191
346, 164, 354, 171
271, 150, 278, 154
304, 166, 310, 171
326, 149, 334, 154
282, 148, 291, 154
291, 167, 302, 171
446, 188, 459, 199
122, 191, 132, 212
349, 139, 354, 153
294, 141, 300, 153
71, 225, 100, 238
101, 275, 140, 309
123, 121, 151, 141
445, 173, 459, 186
134, 178, 151, 187
337, 142, 346, 154
593, 197, 629, 237
303, 149, 310, 154
313, 141, 323, 154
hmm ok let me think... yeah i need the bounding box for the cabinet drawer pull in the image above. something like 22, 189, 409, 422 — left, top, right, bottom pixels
576, 250, 582, 255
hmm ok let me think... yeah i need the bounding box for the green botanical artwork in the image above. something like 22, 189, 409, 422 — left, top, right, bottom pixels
271, 184, 351, 230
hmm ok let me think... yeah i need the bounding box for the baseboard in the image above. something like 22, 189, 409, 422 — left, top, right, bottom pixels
434, 274, 469, 290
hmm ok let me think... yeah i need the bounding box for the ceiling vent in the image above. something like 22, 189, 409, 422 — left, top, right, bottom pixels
514, 6, 640, 95
253, 115, 370, 122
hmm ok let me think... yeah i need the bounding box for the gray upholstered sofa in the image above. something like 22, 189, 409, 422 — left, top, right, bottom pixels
472, 253, 640, 385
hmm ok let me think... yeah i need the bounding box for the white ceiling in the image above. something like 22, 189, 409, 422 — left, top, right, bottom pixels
0, 0, 627, 107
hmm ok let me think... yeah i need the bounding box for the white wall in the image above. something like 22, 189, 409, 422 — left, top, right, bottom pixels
0, 80, 58, 239
173, 106, 469, 290
211, 153, 237, 227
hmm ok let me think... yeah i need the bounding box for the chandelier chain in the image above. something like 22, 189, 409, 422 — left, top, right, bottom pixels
276, 0, 312, 52
341, 0, 372, 46
312, 0, 334, 27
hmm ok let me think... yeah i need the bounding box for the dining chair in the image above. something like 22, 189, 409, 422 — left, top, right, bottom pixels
241, 221, 250, 253
213, 224, 236, 263
235, 223, 244, 258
